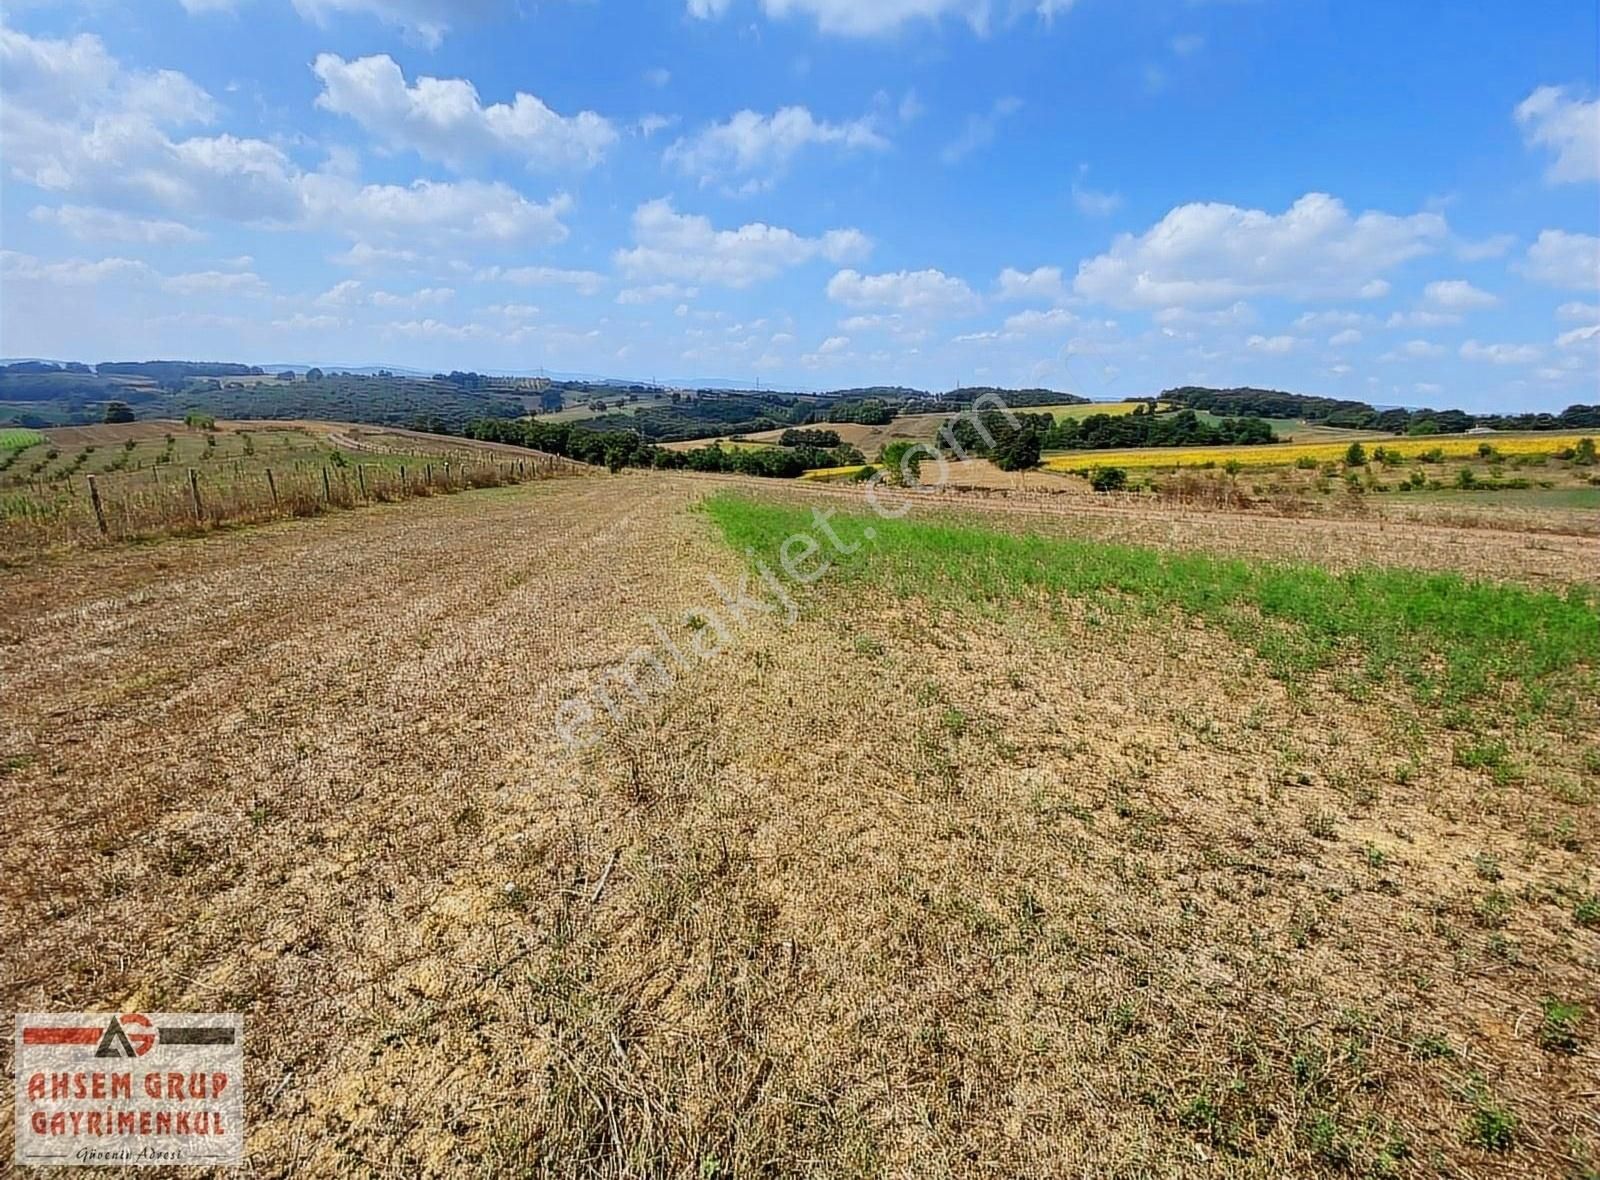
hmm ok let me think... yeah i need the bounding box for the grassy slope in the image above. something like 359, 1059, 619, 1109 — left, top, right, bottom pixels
0, 428, 47, 450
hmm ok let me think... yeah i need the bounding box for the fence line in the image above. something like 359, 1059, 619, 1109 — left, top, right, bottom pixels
1, 450, 593, 554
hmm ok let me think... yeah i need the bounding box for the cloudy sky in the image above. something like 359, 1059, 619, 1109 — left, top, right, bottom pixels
1, 0, 1596, 409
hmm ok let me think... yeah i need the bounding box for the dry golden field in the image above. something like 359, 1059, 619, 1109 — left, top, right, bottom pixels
2, 473, 1597, 1177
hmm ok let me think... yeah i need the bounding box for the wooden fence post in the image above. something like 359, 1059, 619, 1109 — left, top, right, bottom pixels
266, 467, 279, 509
188, 468, 203, 522
357, 464, 367, 500
86, 474, 108, 535
322, 466, 331, 503
425, 463, 433, 486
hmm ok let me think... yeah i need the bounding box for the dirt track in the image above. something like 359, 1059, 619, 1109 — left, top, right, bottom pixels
2, 474, 1596, 1176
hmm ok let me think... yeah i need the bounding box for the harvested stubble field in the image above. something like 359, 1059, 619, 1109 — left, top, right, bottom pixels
2, 473, 1597, 1178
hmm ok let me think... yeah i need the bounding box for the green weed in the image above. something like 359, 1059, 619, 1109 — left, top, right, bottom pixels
704, 493, 1600, 717
1538, 998, 1584, 1054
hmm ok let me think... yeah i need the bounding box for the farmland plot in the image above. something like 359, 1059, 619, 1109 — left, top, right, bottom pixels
1, 476, 1596, 1178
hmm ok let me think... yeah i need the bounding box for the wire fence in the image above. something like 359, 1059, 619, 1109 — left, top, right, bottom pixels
0, 452, 591, 556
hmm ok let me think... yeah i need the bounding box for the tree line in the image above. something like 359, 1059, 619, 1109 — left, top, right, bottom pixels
462, 418, 865, 478
1164, 386, 1600, 434
941, 408, 1277, 470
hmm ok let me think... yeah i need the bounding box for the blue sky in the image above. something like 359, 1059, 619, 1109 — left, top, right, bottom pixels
1, 0, 1596, 410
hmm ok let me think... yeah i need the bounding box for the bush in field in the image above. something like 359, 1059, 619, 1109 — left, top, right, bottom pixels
1575, 437, 1597, 466
1344, 442, 1367, 467
185, 412, 216, 430
1089, 466, 1128, 493
880, 440, 926, 486
103, 400, 135, 424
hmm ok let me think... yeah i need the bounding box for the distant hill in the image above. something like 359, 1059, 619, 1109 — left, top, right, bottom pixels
1163, 386, 1600, 435
97, 361, 265, 381
0, 362, 527, 431
934, 387, 1092, 409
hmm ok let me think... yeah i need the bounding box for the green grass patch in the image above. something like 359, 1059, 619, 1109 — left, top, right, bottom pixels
702, 492, 1600, 715
0, 428, 47, 451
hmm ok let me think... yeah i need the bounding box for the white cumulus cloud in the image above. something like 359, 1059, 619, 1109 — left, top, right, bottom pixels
1422, 279, 1499, 311
665, 106, 886, 191
1246, 334, 1301, 355
1073, 193, 1447, 308
1515, 85, 1600, 184
827, 268, 981, 316
995, 266, 1064, 302
313, 54, 616, 171
1522, 230, 1600, 290
616, 199, 869, 288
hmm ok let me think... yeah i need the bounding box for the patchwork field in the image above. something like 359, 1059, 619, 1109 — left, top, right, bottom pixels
2, 473, 1596, 1177
1042, 432, 1597, 473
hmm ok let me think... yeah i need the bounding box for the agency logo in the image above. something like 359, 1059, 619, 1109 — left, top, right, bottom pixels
14, 1013, 244, 1168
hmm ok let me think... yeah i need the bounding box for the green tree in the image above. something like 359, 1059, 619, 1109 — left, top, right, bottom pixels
993, 428, 1042, 472
879, 440, 927, 485
103, 400, 135, 424
1089, 466, 1127, 492
1574, 437, 1597, 466
1344, 441, 1368, 467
